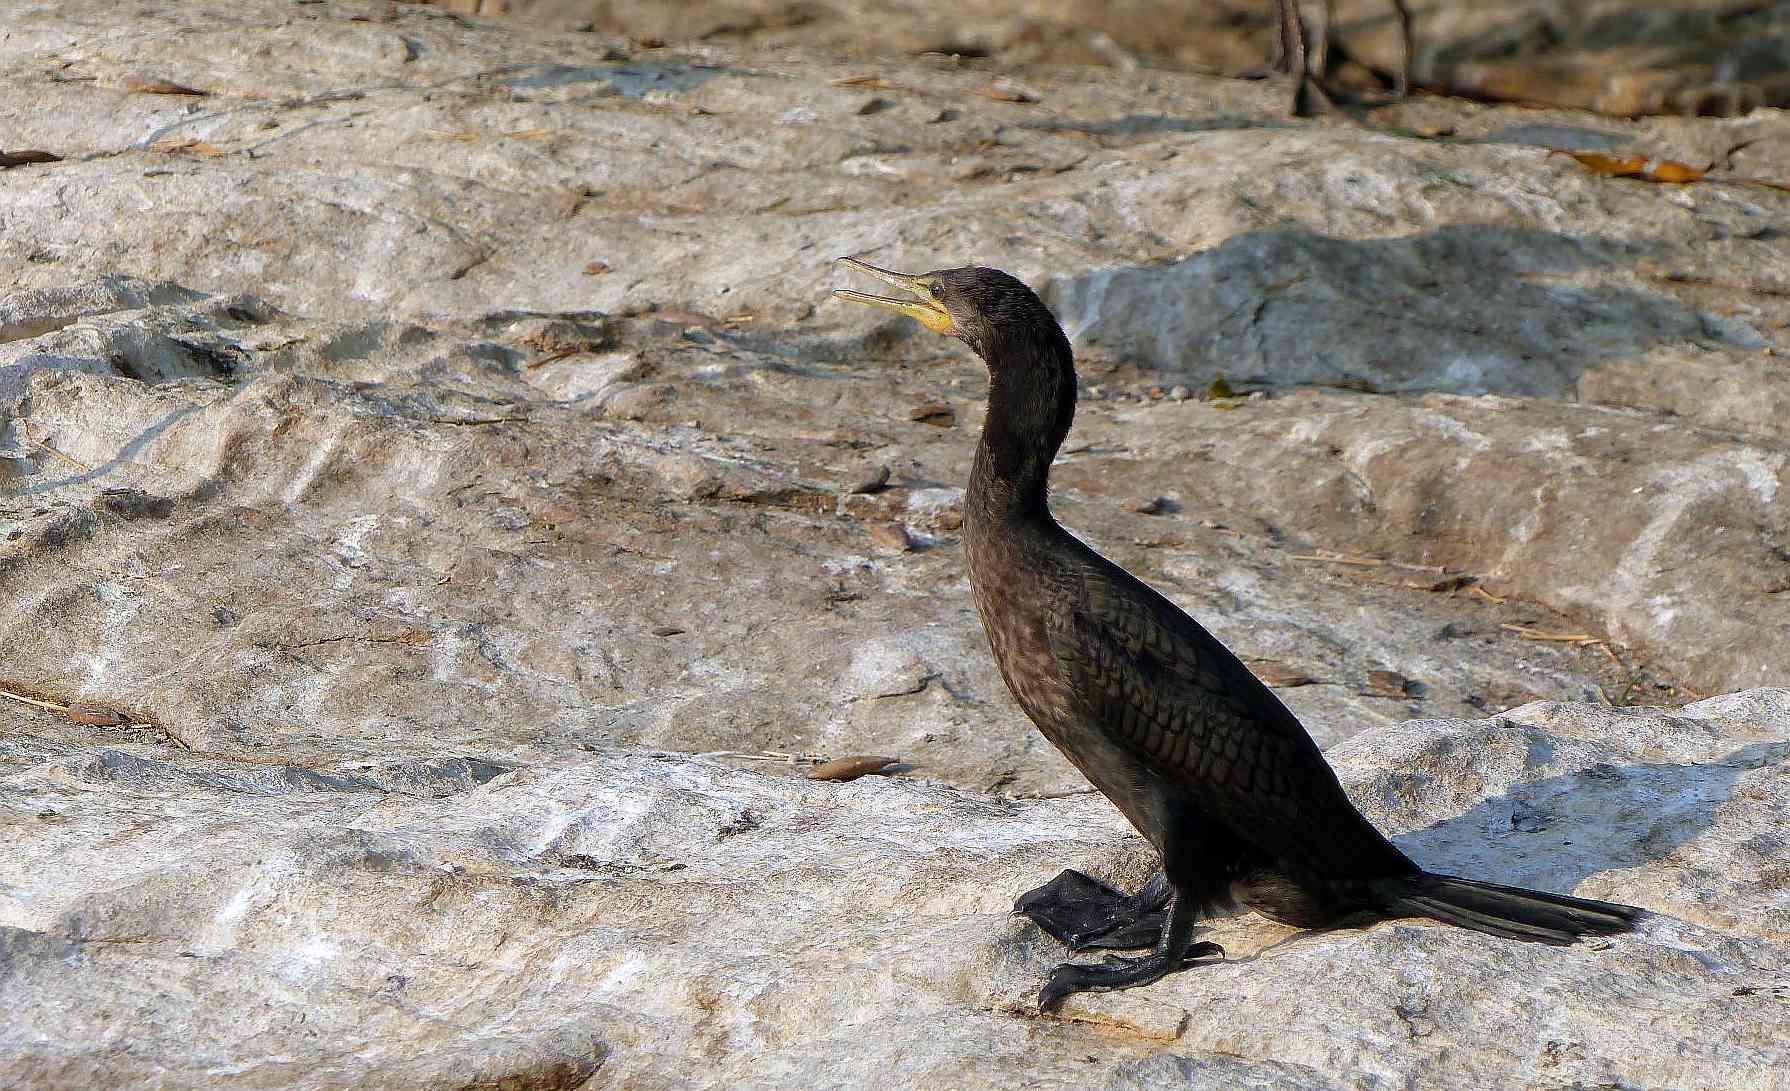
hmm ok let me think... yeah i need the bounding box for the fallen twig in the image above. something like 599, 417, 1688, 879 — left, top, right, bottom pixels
20, 421, 90, 471
1291, 552, 1383, 567
1011, 787, 1099, 800
1501, 624, 1598, 644
0, 687, 68, 713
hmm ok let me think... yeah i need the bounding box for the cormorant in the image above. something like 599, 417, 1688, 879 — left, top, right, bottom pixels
832, 258, 1641, 1009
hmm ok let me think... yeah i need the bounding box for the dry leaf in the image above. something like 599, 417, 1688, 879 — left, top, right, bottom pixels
66, 704, 129, 726
971, 86, 1037, 103
1249, 660, 1321, 688
908, 400, 955, 426
1422, 574, 1475, 593
868, 524, 916, 552
1364, 669, 1417, 697
808, 755, 901, 782
1560, 151, 1705, 184
125, 77, 208, 96
0, 149, 62, 168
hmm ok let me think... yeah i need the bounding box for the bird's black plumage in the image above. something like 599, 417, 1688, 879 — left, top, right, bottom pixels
832, 260, 1640, 1009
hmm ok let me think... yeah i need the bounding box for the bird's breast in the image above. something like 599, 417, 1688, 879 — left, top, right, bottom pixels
963, 528, 1076, 736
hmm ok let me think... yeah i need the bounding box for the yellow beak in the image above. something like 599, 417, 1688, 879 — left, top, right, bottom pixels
832, 258, 958, 336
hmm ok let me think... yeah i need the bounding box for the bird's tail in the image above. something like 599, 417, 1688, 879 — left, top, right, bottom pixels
1375, 872, 1641, 944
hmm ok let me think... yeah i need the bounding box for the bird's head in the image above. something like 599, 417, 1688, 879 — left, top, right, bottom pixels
832, 259, 1068, 370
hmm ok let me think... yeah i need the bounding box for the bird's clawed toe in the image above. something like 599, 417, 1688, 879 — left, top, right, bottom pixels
1036, 937, 1226, 1011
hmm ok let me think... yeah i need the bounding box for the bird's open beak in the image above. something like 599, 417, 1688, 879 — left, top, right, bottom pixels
832, 258, 958, 336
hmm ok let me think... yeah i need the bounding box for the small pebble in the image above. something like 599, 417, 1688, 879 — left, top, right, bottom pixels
850, 465, 892, 494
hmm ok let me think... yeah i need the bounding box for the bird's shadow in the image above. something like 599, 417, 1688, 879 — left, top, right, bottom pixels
1386, 738, 1788, 893
1185, 738, 1788, 967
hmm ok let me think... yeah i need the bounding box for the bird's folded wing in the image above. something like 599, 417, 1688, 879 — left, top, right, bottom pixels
1048, 561, 1400, 869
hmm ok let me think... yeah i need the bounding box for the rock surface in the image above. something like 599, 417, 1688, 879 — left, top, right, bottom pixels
3, 1, 1790, 1087
4, 690, 1789, 1088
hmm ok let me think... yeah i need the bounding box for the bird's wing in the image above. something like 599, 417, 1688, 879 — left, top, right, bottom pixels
1046, 553, 1408, 874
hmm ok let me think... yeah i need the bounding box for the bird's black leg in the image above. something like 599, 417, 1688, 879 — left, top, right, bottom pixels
1037, 889, 1223, 1011
1014, 869, 1172, 951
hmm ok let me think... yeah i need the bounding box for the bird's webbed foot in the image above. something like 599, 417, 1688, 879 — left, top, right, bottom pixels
1014, 869, 1170, 951
1036, 894, 1223, 1011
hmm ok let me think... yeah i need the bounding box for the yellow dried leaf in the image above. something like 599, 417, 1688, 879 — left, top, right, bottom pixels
1561, 151, 1704, 184
66, 704, 129, 726
124, 77, 207, 96
970, 85, 1037, 103
1248, 660, 1320, 688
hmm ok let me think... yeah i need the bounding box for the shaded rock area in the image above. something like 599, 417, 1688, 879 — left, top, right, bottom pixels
460, 0, 1790, 117
4, 691, 1789, 1088
2, 1, 1790, 1087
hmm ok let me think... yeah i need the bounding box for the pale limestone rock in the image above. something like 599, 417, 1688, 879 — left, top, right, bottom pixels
2, 693, 1787, 1087
2, 3, 1789, 1087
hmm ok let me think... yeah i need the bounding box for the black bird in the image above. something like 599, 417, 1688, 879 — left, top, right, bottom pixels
832, 259, 1641, 1009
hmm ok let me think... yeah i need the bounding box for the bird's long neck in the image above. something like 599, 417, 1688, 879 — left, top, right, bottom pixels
967, 332, 1077, 525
